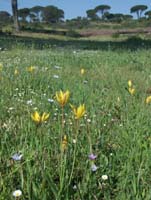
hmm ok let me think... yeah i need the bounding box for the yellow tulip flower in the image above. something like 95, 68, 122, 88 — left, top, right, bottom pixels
27, 66, 35, 72
14, 69, 19, 75
0, 63, 3, 71
31, 111, 49, 124
71, 104, 86, 119
56, 90, 70, 107
146, 96, 151, 104
80, 68, 85, 75
62, 135, 68, 151
128, 80, 132, 88
128, 87, 135, 95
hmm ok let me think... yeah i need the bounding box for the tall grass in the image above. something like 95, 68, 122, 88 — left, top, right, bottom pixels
1, 44, 151, 199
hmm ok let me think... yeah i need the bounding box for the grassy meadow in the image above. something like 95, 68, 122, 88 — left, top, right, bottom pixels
1, 34, 151, 199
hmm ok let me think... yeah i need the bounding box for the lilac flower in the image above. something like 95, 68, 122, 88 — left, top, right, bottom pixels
91, 163, 98, 172
88, 153, 97, 160
11, 153, 23, 161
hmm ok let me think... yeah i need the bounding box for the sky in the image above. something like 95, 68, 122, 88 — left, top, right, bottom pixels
0, 0, 150, 19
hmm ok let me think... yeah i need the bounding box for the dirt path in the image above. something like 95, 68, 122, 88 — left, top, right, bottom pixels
80, 28, 151, 37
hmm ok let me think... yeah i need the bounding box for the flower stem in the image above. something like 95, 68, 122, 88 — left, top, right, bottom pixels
58, 106, 65, 197
68, 119, 79, 186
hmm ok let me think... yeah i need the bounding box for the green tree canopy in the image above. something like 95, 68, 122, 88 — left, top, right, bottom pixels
130, 5, 148, 19
0, 11, 11, 23
86, 9, 98, 20
30, 6, 44, 21
145, 10, 151, 18
95, 5, 111, 18
18, 8, 30, 22
41, 5, 64, 23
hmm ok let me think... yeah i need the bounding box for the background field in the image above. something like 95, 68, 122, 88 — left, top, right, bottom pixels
1, 33, 151, 200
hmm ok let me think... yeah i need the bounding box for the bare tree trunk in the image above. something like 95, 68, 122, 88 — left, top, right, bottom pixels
11, 0, 19, 32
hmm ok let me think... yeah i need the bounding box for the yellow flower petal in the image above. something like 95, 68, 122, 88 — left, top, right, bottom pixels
62, 135, 68, 151
128, 80, 132, 88
80, 68, 85, 75
14, 69, 19, 75
31, 111, 41, 123
71, 104, 86, 119
146, 96, 151, 104
56, 90, 70, 107
41, 112, 50, 122
128, 87, 135, 95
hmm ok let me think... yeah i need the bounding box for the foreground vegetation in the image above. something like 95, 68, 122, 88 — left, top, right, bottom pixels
1, 35, 151, 199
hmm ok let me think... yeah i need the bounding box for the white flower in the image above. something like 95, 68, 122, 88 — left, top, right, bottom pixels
48, 98, 54, 103
87, 119, 91, 123
73, 139, 76, 144
83, 80, 88, 84
53, 75, 59, 79
13, 189, 22, 197
80, 124, 85, 127
26, 100, 33, 105
101, 175, 108, 181
73, 185, 77, 190
11, 153, 23, 161
8, 107, 14, 111
91, 164, 98, 172
54, 65, 61, 69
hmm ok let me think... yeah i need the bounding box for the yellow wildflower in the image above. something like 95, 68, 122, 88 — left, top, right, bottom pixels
80, 68, 85, 75
27, 66, 35, 72
128, 87, 135, 95
14, 69, 19, 75
62, 135, 67, 151
0, 63, 3, 71
31, 111, 49, 124
146, 96, 151, 104
71, 104, 86, 119
117, 97, 120, 103
128, 80, 132, 88
56, 90, 70, 107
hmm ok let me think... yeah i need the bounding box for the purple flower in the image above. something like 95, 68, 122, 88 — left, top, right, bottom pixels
91, 164, 98, 172
88, 153, 97, 160
11, 153, 23, 161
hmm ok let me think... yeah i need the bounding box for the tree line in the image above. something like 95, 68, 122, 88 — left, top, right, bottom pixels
1, 1, 151, 32
86, 4, 151, 21
0, 5, 64, 26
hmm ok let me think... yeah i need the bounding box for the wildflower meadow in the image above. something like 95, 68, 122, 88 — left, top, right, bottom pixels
1, 39, 151, 200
